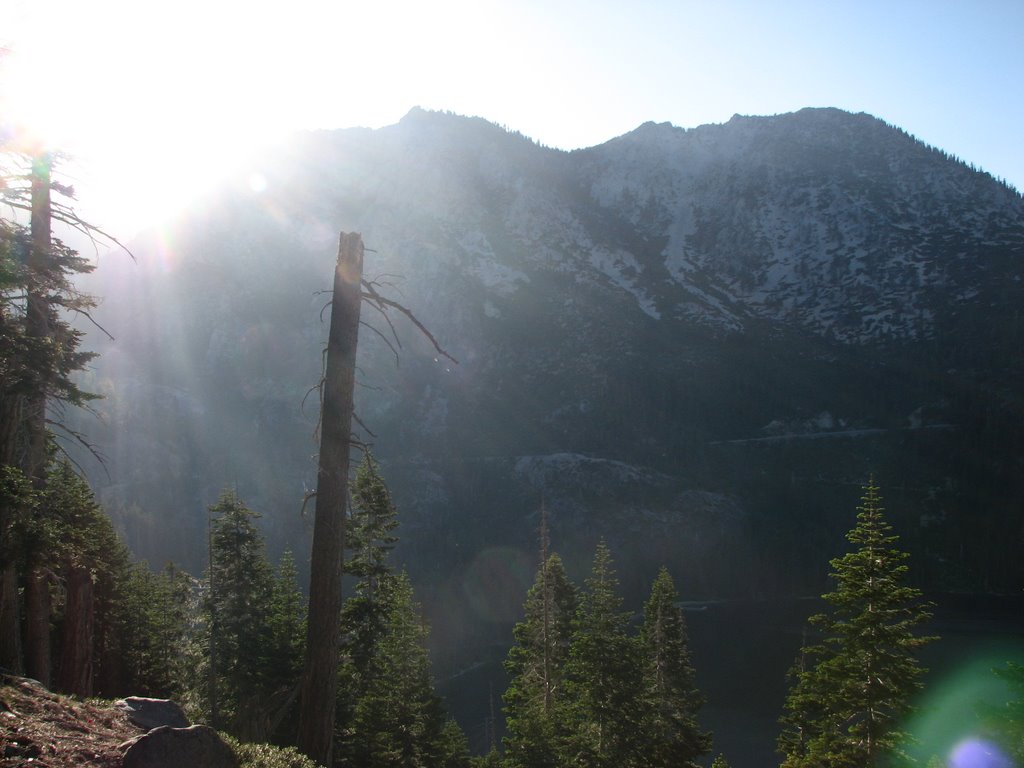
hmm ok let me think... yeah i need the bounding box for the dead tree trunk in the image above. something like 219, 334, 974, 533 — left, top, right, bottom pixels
296, 232, 363, 765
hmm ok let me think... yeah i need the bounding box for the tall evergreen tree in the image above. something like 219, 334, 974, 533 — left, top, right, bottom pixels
638, 567, 711, 768
559, 541, 644, 768
29, 462, 132, 697
338, 571, 466, 768
346, 454, 399, 593
205, 490, 277, 740
0, 148, 112, 679
265, 550, 307, 726
503, 552, 578, 768
779, 481, 933, 768
342, 454, 400, 679
335, 461, 468, 768
118, 561, 199, 701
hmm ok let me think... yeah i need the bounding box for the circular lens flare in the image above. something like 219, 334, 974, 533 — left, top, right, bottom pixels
950, 740, 1011, 768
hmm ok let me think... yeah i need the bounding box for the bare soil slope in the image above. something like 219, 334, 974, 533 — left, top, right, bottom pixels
0, 674, 140, 767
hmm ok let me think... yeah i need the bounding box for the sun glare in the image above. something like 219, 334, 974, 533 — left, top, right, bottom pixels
1, 2, 297, 234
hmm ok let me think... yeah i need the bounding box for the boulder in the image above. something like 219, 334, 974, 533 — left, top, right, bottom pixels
121, 724, 238, 768
115, 697, 190, 730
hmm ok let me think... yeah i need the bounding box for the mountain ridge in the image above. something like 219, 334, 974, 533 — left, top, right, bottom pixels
74, 106, 1024, 611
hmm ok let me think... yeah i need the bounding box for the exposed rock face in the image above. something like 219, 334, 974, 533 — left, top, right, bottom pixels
114, 698, 190, 731
120, 725, 237, 768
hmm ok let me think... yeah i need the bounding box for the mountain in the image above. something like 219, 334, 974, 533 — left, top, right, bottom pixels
76, 106, 1023, 634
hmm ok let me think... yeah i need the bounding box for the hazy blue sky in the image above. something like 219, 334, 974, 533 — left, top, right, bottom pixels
2, 0, 1021, 232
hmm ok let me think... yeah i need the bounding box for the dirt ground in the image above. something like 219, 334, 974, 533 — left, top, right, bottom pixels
0, 674, 141, 767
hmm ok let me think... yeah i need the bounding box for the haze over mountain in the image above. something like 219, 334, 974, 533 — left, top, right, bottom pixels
76, 106, 1023, 638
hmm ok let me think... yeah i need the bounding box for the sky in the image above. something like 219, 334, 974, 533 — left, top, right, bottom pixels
1, 0, 1022, 237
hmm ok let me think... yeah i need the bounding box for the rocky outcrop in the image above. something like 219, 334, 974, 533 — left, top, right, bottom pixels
115, 697, 190, 731
120, 724, 238, 768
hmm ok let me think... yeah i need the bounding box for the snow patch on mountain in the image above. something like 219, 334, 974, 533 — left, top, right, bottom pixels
514, 453, 673, 488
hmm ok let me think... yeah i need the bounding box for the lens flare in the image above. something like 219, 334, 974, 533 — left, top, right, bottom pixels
461, 547, 533, 624
904, 648, 1024, 766
950, 739, 1011, 768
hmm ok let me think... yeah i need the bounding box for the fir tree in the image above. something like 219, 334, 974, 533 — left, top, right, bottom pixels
503, 552, 577, 768
342, 454, 400, 680
0, 151, 113, 679
779, 481, 933, 768
39, 463, 121, 696
334, 462, 468, 767
264, 550, 307, 743
559, 541, 644, 768
205, 489, 275, 739
339, 571, 466, 768
638, 567, 711, 768
119, 561, 198, 701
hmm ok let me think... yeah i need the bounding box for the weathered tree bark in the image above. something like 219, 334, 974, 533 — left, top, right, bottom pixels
0, 563, 21, 673
296, 232, 363, 765
0, 300, 24, 674
24, 566, 51, 686
21, 153, 53, 687
24, 152, 51, 484
57, 563, 93, 696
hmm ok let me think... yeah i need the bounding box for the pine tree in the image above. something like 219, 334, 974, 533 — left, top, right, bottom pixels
334, 462, 468, 767
37, 463, 107, 696
0, 150, 109, 680
339, 571, 466, 768
264, 550, 307, 743
346, 454, 399, 594
502, 552, 578, 768
342, 453, 400, 680
638, 567, 711, 768
559, 541, 644, 768
205, 489, 275, 739
779, 481, 933, 768
118, 561, 198, 701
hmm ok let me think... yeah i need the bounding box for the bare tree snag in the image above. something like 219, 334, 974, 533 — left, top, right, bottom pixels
296, 232, 364, 764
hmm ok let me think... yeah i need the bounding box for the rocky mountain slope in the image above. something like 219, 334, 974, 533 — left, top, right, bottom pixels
76, 107, 1024, 632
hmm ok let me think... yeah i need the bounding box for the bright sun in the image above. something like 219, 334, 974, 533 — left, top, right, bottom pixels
2, 0, 529, 236
1, 2, 296, 235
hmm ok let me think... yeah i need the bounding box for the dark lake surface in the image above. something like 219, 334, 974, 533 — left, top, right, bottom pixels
689, 594, 1024, 768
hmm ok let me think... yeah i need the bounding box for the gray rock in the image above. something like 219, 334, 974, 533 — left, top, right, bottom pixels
121, 725, 238, 768
115, 697, 190, 730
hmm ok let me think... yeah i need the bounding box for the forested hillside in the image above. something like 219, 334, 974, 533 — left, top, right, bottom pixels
75, 107, 1024, 608
3, 108, 1023, 767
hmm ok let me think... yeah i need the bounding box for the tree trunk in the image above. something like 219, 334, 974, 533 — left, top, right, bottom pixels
296, 232, 363, 765
0, 396, 24, 673
24, 565, 51, 687
21, 154, 52, 687
24, 152, 51, 484
57, 563, 93, 696
0, 563, 21, 673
